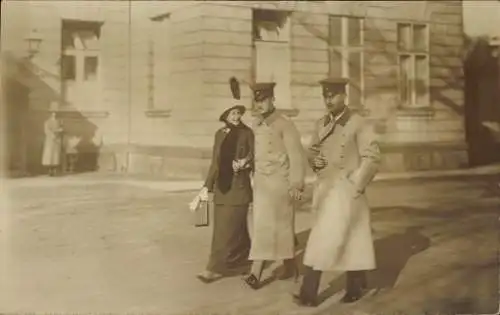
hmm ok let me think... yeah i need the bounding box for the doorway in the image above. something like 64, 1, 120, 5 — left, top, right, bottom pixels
464, 40, 500, 166
5, 79, 29, 176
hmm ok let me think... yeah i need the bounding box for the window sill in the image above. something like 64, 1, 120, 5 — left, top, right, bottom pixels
55, 109, 110, 118
253, 39, 290, 44
396, 107, 435, 118
145, 109, 172, 118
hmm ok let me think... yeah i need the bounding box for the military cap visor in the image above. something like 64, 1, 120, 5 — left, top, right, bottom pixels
219, 105, 246, 122
319, 77, 349, 96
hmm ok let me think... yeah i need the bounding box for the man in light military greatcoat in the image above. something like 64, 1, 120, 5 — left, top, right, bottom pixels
243, 82, 306, 290
293, 78, 381, 306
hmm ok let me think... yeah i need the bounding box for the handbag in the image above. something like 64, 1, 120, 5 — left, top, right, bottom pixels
194, 199, 210, 227
189, 194, 210, 227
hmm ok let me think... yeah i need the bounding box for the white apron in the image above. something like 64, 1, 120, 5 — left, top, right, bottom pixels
42, 119, 62, 166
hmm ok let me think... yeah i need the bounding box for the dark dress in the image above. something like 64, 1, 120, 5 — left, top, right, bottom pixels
204, 123, 254, 274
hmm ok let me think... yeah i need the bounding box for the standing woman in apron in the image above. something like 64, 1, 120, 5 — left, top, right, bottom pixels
42, 104, 63, 176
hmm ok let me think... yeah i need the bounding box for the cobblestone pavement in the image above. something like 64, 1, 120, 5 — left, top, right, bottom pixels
0, 175, 499, 315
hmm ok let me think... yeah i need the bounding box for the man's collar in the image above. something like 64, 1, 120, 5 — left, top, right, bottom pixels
324, 106, 351, 126
335, 107, 350, 125
257, 109, 279, 126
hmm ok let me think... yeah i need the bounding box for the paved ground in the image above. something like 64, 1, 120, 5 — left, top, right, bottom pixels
0, 174, 499, 315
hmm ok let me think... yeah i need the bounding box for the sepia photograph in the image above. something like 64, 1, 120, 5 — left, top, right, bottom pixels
0, 0, 499, 314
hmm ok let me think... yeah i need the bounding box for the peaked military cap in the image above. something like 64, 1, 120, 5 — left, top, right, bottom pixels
319, 77, 349, 97
219, 105, 246, 122
250, 82, 276, 102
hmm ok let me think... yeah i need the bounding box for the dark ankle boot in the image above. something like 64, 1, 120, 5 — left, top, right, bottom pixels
341, 271, 366, 303
293, 266, 321, 307
293, 293, 317, 307
340, 290, 363, 303
244, 273, 260, 290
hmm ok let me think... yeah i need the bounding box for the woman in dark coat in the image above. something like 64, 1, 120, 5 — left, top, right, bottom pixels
196, 104, 254, 283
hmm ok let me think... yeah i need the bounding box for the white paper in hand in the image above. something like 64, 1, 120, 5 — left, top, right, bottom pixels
189, 195, 201, 212
199, 187, 209, 201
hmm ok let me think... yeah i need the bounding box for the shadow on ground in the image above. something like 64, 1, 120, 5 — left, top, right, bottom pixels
311, 226, 431, 304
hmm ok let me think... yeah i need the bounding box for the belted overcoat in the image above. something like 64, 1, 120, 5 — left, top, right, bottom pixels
303, 109, 381, 271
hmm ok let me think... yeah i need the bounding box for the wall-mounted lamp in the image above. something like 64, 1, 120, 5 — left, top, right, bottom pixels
24, 28, 43, 59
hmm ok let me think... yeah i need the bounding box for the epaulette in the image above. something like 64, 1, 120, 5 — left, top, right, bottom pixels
280, 114, 291, 121
251, 116, 262, 126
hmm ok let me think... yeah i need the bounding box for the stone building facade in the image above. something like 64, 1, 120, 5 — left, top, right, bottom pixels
2, 0, 132, 175
1, 1, 467, 178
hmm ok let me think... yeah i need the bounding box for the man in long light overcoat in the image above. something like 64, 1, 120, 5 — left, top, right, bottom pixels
42, 107, 63, 176
244, 82, 306, 290
293, 78, 381, 306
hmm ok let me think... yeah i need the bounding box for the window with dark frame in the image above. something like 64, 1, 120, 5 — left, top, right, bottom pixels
61, 55, 76, 80
397, 22, 430, 108
328, 15, 365, 108
84, 56, 98, 81
251, 8, 292, 110
60, 20, 102, 106
252, 9, 290, 42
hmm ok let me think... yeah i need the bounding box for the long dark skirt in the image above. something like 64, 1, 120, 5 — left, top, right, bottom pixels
206, 204, 251, 274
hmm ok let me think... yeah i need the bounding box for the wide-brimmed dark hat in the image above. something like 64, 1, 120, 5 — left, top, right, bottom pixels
319, 77, 349, 97
219, 105, 246, 122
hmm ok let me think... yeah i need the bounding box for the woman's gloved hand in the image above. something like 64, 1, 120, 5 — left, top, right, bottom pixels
198, 186, 209, 201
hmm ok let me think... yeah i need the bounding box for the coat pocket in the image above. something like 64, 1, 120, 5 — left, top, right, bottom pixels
343, 175, 362, 199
